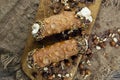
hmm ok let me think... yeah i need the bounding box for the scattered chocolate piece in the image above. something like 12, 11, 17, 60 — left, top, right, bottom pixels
79, 63, 84, 69
99, 42, 106, 48
64, 59, 71, 67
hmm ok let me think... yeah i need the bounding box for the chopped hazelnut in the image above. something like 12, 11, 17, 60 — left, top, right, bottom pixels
99, 42, 106, 48
93, 38, 99, 45
110, 40, 116, 47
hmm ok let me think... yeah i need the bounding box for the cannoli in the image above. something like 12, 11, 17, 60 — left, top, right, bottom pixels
27, 37, 88, 80
32, 11, 81, 40
27, 37, 88, 68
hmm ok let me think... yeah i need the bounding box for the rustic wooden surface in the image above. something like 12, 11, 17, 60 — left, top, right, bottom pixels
0, 0, 120, 80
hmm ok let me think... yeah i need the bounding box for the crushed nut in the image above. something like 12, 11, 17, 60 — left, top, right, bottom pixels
64, 4, 71, 11
96, 46, 101, 50
65, 73, 70, 77
110, 40, 116, 47
103, 38, 107, 42
43, 67, 48, 71
113, 37, 118, 43
86, 60, 91, 66
58, 74, 62, 77
84, 69, 91, 79
48, 74, 55, 79
99, 42, 106, 48
117, 28, 120, 34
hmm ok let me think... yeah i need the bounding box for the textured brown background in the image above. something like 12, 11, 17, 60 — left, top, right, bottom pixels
0, 0, 120, 80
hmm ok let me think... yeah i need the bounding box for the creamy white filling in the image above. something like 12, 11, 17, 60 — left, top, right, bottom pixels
32, 23, 40, 36
76, 7, 93, 22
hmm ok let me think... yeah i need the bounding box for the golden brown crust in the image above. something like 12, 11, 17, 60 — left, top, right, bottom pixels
33, 39, 78, 67
37, 11, 81, 39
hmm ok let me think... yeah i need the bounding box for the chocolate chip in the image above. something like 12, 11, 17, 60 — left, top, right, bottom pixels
99, 42, 106, 48
32, 72, 37, 78
71, 55, 78, 61
42, 72, 49, 78
64, 59, 71, 66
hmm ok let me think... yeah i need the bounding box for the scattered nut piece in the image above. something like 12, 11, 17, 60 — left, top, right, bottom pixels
64, 4, 71, 11
58, 74, 62, 77
86, 60, 91, 66
48, 74, 55, 79
96, 46, 101, 50
111, 33, 116, 38
43, 67, 48, 71
99, 42, 106, 48
113, 37, 118, 43
70, 73, 73, 77
115, 44, 119, 48
84, 69, 91, 79
65, 73, 70, 77
110, 40, 116, 47
103, 38, 107, 42
117, 28, 120, 34
93, 38, 99, 45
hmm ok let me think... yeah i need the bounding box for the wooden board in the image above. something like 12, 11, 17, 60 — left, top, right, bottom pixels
21, 0, 102, 80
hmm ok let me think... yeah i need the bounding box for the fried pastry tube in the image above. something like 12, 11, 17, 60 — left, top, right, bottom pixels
32, 11, 81, 40
28, 37, 87, 68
